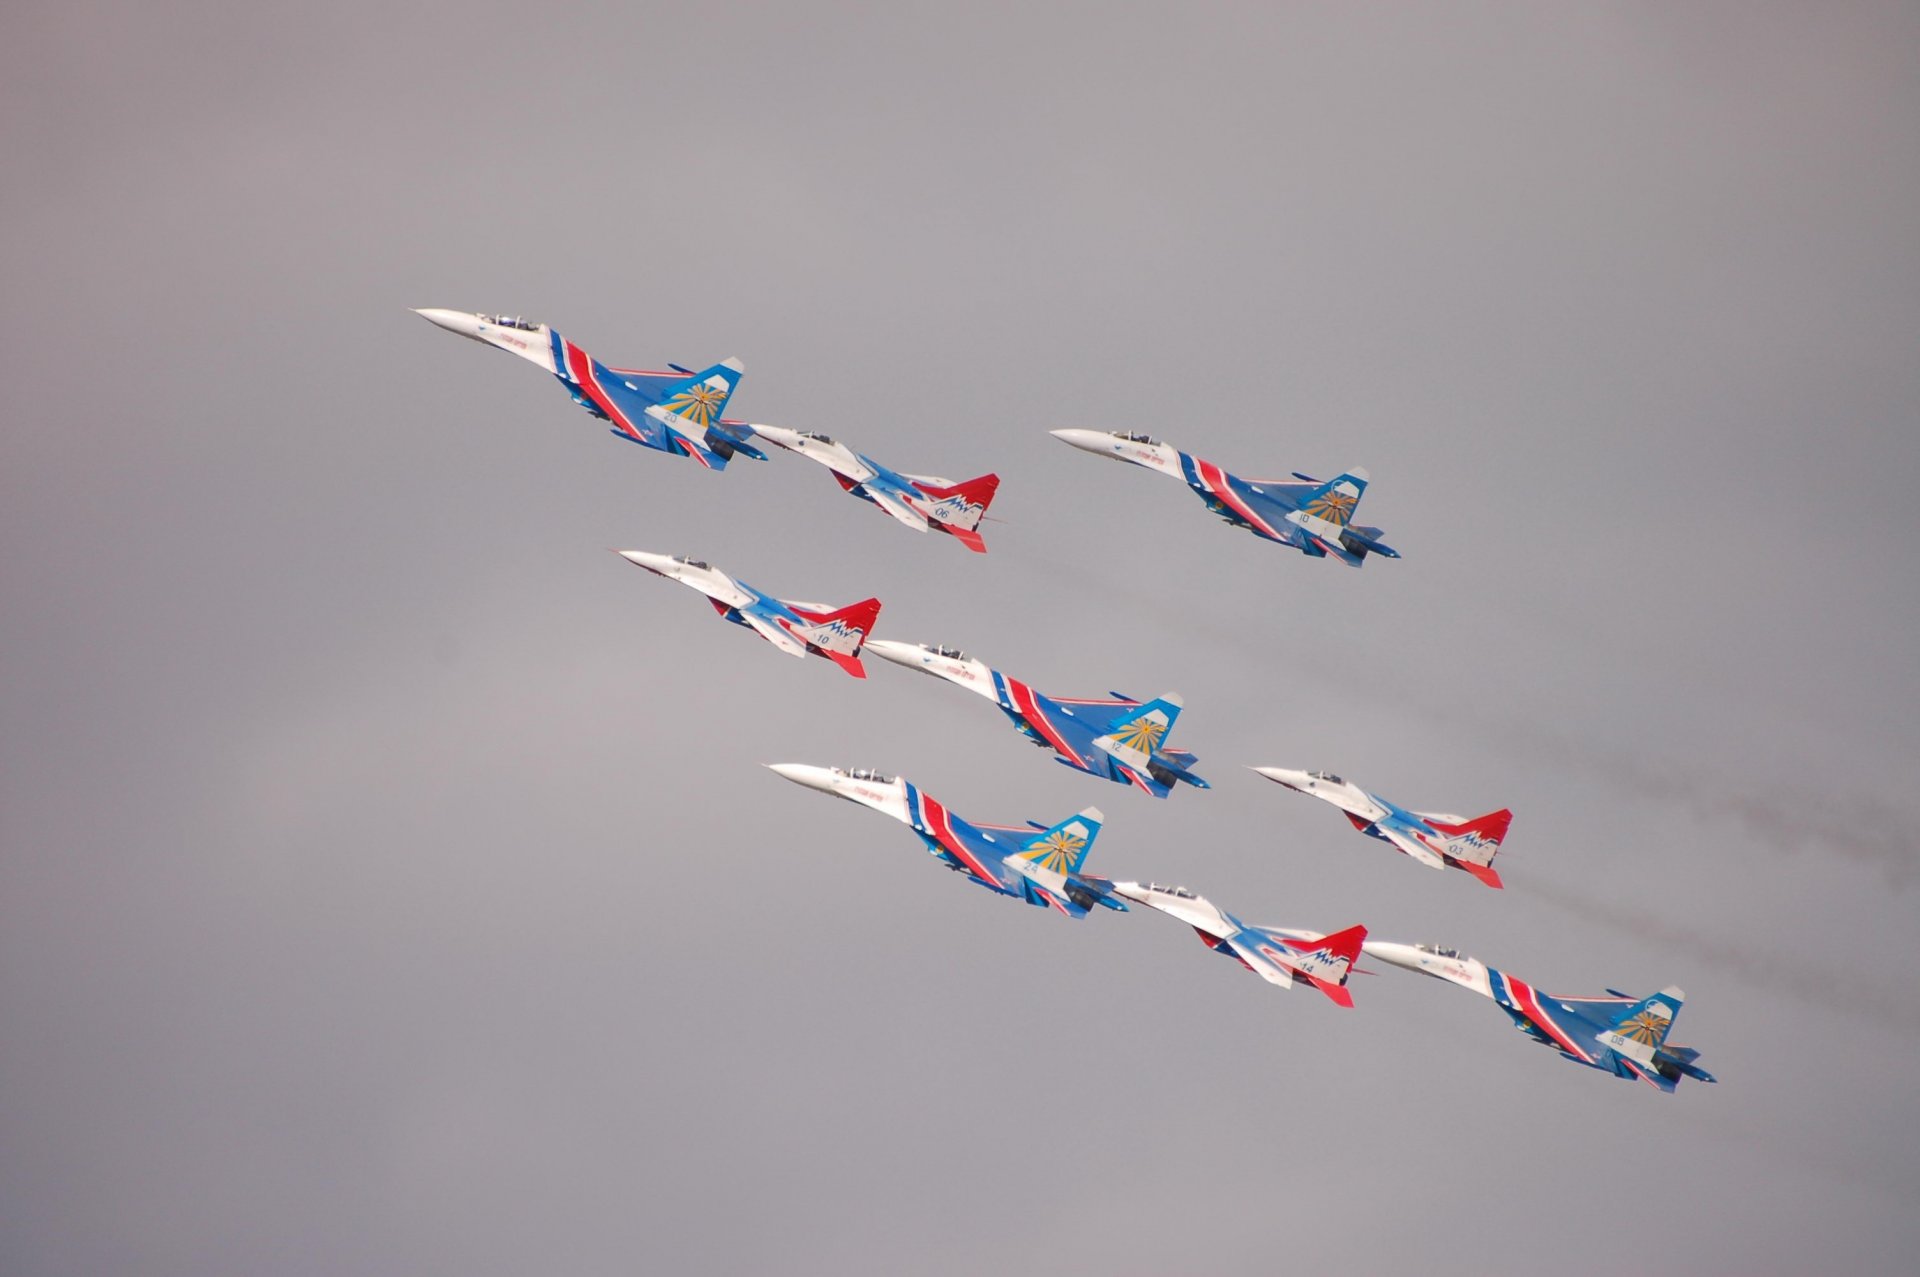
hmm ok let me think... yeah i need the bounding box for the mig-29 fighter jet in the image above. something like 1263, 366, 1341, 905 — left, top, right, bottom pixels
616, 551, 880, 678
749, 425, 999, 552
766, 764, 1129, 918
864, 640, 1207, 798
1363, 941, 1717, 1092
413, 309, 765, 469
1111, 882, 1367, 1008
1050, 430, 1397, 566
1253, 767, 1511, 888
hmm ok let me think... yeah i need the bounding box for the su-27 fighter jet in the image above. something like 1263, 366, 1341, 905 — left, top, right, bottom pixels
615, 551, 880, 678
1364, 941, 1717, 1092
1253, 767, 1512, 888
1051, 430, 1397, 566
413, 309, 765, 469
1111, 882, 1367, 1008
766, 764, 1129, 918
749, 426, 1000, 552
864, 640, 1206, 798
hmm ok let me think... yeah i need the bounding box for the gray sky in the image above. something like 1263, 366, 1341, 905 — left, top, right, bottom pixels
4, 3, 1918, 1273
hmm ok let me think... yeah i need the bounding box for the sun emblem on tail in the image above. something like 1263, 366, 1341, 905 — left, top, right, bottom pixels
1113, 715, 1167, 754
1304, 487, 1358, 526
665, 380, 727, 427
1615, 1007, 1672, 1047
1023, 826, 1087, 874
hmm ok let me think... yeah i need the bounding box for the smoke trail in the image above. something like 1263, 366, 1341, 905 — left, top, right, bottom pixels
1527, 876, 1920, 1035
1501, 722, 1917, 889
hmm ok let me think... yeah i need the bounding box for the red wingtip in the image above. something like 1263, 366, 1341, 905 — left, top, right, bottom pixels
947, 527, 988, 553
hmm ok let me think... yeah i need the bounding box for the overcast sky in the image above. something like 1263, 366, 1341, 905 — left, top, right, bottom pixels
4, 3, 1918, 1273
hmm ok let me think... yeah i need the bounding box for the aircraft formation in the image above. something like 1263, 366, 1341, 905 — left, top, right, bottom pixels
416, 307, 1717, 1094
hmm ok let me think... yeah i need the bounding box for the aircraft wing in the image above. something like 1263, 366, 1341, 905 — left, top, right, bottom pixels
1221, 934, 1299, 989
1376, 823, 1447, 870
866, 485, 931, 533
737, 610, 810, 659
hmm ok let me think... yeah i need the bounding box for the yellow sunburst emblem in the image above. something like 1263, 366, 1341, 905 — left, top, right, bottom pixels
1615, 1008, 1671, 1047
1113, 715, 1167, 754
1305, 488, 1357, 526
665, 381, 726, 427
1022, 827, 1087, 873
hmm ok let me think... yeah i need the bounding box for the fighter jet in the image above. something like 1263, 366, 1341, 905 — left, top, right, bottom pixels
1111, 882, 1366, 1007
1253, 767, 1511, 888
1050, 430, 1397, 565
616, 551, 880, 678
1363, 941, 1717, 1092
766, 764, 1129, 917
413, 309, 765, 469
749, 426, 999, 552
864, 640, 1206, 798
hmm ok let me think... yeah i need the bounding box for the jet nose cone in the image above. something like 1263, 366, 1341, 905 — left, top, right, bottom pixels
614, 550, 677, 575
749, 424, 804, 450
413, 308, 484, 337
1049, 428, 1121, 454
862, 639, 927, 668
766, 763, 841, 794
1360, 941, 1425, 971
1250, 767, 1313, 792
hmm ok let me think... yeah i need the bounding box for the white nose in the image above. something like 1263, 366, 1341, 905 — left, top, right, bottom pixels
765, 763, 843, 794
1048, 428, 1123, 454
1250, 767, 1314, 792
614, 550, 677, 575
747, 424, 804, 449
861, 639, 927, 668
1359, 941, 1426, 972
412, 307, 485, 338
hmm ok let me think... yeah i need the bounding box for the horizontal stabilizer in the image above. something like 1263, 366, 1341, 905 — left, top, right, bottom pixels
1459, 861, 1504, 889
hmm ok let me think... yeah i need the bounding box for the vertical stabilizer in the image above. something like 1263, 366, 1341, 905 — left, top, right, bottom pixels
788, 597, 882, 677
653, 359, 744, 430
1013, 808, 1103, 875
1426, 808, 1513, 869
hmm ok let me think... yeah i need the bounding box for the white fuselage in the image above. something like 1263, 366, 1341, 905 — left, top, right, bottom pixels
765, 764, 915, 826
1251, 768, 1390, 823
1049, 429, 1186, 479
616, 550, 756, 610
414, 308, 559, 373
862, 641, 1001, 703
1361, 942, 1494, 998
750, 425, 879, 484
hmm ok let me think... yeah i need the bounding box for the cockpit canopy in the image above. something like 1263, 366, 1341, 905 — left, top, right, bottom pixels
1306, 770, 1345, 784
1118, 431, 1161, 444
1142, 882, 1196, 899
798, 431, 836, 444
930, 644, 968, 660
671, 556, 711, 570
1416, 944, 1466, 959
478, 314, 540, 331
841, 767, 894, 783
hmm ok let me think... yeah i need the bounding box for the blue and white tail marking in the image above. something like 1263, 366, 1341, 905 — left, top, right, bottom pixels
1012, 810, 1102, 875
